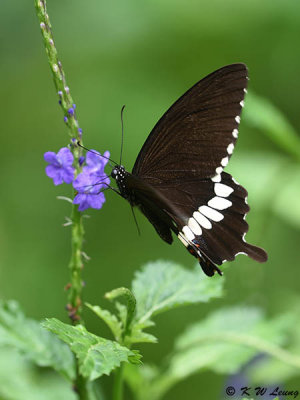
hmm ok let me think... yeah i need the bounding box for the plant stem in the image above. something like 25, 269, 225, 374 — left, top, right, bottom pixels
113, 363, 124, 400
34, 0, 85, 324
34, 0, 82, 142
34, 0, 88, 397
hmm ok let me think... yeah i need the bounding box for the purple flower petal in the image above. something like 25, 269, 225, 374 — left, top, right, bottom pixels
52, 174, 64, 186
61, 168, 75, 184
73, 194, 90, 211
57, 147, 74, 165
88, 192, 105, 209
45, 165, 59, 178
72, 168, 109, 211
44, 147, 75, 185
44, 151, 58, 164
83, 150, 110, 177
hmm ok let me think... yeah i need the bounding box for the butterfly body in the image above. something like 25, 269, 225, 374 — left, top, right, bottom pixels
110, 64, 268, 276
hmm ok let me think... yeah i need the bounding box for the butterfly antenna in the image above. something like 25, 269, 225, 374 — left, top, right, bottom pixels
120, 105, 126, 165
77, 141, 118, 165
131, 205, 141, 236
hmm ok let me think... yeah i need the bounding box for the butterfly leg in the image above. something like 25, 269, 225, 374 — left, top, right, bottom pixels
102, 183, 123, 197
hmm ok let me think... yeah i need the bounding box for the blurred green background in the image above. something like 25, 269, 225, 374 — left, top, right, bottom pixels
1, 0, 300, 398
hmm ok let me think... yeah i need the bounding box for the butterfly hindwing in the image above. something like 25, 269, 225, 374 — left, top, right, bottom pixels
147, 172, 267, 266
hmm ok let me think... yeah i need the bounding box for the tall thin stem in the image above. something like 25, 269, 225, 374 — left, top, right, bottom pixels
113, 363, 124, 400
34, 0, 88, 396
34, 0, 85, 324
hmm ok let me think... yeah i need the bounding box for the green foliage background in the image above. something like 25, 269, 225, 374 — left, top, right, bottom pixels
1, 0, 300, 398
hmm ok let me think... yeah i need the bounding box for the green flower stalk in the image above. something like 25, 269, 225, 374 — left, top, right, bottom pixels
34, 0, 85, 325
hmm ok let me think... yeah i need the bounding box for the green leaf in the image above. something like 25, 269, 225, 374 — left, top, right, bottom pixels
126, 324, 157, 345
86, 303, 122, 341
43, 318, 141, 381
244, 91, 300, 161
248, 322, 300, 384
0, 300, 75, 381
0, 347, 77, 400
127, 307, 298, 400
132, 260, 223, 325
105, 287, 136, 338
172, 307, 298, 376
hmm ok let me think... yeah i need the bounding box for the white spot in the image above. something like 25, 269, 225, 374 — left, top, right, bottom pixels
214, 183, 234, 197
227, 143, 234, 155
178, 234, 188, 247
49, 39, 54, 46
235, 251, 247, 256
235, 116, 241, 124
182, 226, 195, 241
232, 129, 238, 138
40, 22, 46, 29
211, 174, 221, 183
208, 196, 232, 210
216, 166, 223, 174
53, 64, 59, 72
193, 211, 212, 229
221, 157, 229, 167
188, 217, 202, 235
240, 100, 245, 107
199, 206, 224, 222
244, 88, 248, 93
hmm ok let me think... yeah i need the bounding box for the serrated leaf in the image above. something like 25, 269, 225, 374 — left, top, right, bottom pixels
0, 300, 75, 381
132, 261, 223, 325
86, 303, 122, 341
42, 318, 141, 381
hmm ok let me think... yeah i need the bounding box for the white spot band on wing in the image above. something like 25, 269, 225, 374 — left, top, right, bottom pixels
208, 196, 232, 210
199, 205, 224, 222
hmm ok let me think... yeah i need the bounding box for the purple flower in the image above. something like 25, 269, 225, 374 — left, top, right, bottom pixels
73, 150, 110, 211
73, 171, 110, 211
44, 147, 75, 185
83, 150, 110, 175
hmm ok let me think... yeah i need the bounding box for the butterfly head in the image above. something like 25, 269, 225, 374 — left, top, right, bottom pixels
111, 165, 126, 180
111, 165, 128, 197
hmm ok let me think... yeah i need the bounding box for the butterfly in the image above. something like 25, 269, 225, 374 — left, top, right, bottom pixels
110, 63, 268, 276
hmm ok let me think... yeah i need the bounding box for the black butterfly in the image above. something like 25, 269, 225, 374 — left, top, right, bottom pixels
110, 64, 268, 276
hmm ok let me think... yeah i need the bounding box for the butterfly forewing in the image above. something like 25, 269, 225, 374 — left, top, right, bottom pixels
132, 63, 248, 182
